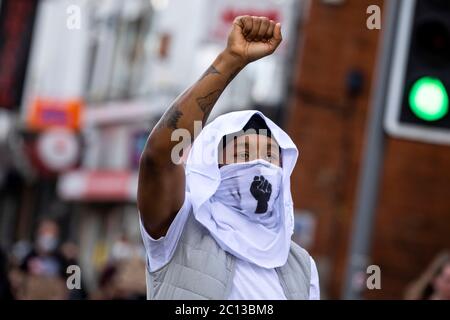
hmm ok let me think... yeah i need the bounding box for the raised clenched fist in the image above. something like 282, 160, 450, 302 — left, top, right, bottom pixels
226, 16, 283, 65
250, 175, 272, 214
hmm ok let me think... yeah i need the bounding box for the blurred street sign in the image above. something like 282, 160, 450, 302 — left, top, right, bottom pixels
385, 0, 450, 145
58, 170, 138, 202
36, 128, 80, 172
27, 98, 83, 130
0, 0, 39, 110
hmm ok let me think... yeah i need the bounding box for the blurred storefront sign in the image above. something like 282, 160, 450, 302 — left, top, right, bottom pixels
27, 98, 83, 131
58, 170, 138, 202
23, 98, 84, 175
20, 128, 81, 177
36, 128, 80, 172
83, 101, 154, 126
0, 0, 39, 110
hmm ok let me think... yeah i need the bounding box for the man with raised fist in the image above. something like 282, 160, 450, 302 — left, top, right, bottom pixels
138, 16, 319, 300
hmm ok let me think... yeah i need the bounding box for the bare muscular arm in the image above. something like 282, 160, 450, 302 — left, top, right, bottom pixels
138, 16, 282, 239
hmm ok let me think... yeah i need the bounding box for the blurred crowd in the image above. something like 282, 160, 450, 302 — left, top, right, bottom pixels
0, 219, 146, 300
1, 219, 449, 300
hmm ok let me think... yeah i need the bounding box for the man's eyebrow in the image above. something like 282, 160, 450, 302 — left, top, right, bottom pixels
235, 140, 249, 149
260, 139, 280, 153
233, 138, 279, 152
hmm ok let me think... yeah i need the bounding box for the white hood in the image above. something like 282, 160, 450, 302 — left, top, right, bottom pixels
185, 110, 299, 268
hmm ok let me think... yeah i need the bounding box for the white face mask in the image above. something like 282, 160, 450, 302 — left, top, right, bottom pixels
37, 234, 58, 252
213, 159, 283, 220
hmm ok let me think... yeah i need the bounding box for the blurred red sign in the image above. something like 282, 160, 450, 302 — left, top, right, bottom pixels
58, 170, 138, 202
27, 98, 83, 130
36, 128, 80, 172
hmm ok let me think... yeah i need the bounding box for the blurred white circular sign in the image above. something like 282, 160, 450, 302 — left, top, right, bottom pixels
37, 128, 80, 171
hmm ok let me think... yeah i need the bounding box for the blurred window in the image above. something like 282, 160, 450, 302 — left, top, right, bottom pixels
85, 0, 153, 103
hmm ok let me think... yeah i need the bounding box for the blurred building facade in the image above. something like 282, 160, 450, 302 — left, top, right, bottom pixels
1, 0, 450, 299
0, 0, 304, 295
286, 0, 450, 299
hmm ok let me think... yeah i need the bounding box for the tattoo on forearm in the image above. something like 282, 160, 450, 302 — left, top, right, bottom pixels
199, 65, 221, 81
166, 108, 183, 129
197, 89, 222, 124
155, 64, 240, 130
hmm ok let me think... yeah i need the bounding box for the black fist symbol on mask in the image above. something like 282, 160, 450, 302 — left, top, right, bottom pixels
250, 175, 272, 214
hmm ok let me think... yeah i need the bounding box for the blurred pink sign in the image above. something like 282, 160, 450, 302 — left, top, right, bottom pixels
58, 170, 138, 202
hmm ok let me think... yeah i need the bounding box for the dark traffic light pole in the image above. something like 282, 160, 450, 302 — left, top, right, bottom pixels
342, 0, 401, 300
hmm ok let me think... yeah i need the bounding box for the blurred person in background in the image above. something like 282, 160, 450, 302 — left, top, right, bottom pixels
91, 236, 146, 300
7, 241, 32, 299
109, 235, 146, 300
405, 251, 450, 300
18, 218, 84, 299
138, 16, 319, 300
21, 219, 66, 278
0, 247, 13, 300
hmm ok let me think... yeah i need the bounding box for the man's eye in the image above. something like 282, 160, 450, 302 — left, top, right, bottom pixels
239, 153, 249, 160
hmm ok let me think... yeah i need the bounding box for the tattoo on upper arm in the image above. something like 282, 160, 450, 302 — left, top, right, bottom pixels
158, 103, 183, 129
155, 64, 240, 129
197, 89, 222, 124
194, 64, 241, 123
166, 108, 183, 129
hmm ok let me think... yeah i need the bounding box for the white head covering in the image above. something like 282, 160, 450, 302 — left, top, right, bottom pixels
185, 110, 299, 268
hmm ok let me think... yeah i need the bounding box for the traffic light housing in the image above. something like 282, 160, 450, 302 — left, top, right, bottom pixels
385, 0, 450, 145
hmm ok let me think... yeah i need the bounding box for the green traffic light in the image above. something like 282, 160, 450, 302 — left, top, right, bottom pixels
409, 77, 449, 121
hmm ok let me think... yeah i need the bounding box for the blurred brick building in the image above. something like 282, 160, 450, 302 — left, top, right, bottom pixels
286, 0, 450, 299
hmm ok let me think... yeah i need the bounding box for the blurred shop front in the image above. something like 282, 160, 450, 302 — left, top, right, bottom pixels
1, 0, 306, 294
18, 0, 158, 292
0, 0, 41, 247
